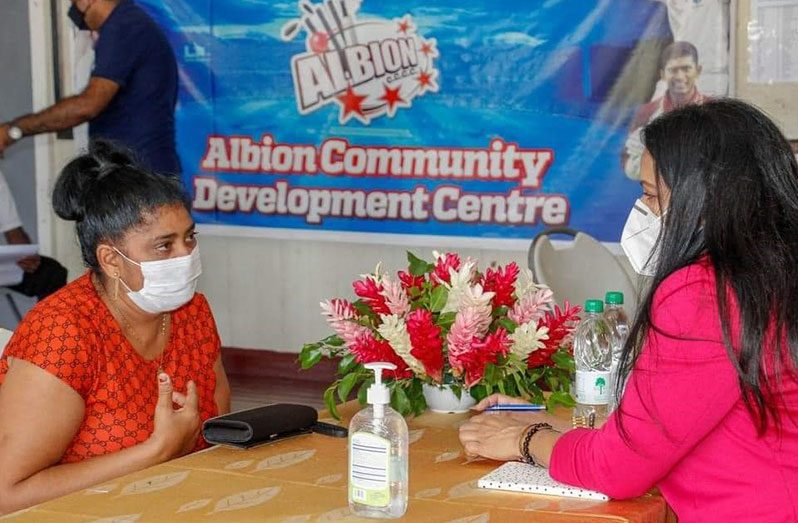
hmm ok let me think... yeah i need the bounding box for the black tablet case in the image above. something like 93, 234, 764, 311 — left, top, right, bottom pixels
202, 403, 319, 448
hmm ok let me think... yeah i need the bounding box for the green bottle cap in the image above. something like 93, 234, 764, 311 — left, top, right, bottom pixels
605, 291, 624, 305
584, 299, 604, 313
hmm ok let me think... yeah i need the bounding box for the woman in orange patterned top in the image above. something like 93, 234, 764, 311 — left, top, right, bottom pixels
0, 141, 231, 514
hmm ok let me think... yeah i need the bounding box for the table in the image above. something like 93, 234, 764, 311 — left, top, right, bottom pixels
2, 403, 672, 523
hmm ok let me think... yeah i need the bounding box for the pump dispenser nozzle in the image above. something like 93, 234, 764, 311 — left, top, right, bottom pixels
364, 362, 395, 418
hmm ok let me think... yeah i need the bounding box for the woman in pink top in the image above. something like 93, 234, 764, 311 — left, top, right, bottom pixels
459, 99, 798, 522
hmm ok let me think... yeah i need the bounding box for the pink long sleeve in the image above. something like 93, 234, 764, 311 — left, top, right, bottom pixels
550, 262, 798, 522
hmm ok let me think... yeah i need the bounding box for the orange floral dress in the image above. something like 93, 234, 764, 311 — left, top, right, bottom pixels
0, 272, 220, 463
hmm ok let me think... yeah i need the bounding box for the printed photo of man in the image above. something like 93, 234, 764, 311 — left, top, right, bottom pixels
622, 41, 707, 180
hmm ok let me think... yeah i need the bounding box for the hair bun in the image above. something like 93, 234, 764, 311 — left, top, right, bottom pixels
90, 140, 136, 177
52, 140, 137, 221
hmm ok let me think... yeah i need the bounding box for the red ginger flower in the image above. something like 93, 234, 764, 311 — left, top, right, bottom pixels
353, 276, 391, 315
405, 309, 444, 383
480, 262, 520, 308
431, 253, 461, 285
527, 301, 581, 368
349, 331, 412, 379
460, 328, 512, 388
397, 270, 425, 290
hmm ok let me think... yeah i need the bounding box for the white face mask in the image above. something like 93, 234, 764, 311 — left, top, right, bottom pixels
620, 199, 662, 277
115, 246, 202, 313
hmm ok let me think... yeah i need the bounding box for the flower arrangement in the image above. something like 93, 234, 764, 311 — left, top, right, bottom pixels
299, 251, 581, 418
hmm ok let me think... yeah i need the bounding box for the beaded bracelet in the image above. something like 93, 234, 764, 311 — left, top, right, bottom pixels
519, 422, 553, 465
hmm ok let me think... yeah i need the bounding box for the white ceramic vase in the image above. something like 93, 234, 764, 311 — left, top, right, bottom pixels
422, 384, 476, 413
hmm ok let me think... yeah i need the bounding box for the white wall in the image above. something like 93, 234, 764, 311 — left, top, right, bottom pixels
196, 235, 531, 352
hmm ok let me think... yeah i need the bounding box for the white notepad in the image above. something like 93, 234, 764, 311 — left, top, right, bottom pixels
477, 461, 610, 501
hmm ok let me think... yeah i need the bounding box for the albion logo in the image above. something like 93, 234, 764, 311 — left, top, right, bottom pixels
280, 0, 439, 124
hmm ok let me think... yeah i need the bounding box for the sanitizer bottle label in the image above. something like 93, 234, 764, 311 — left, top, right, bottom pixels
575, 370, 611, 404
350, 431, 391, 507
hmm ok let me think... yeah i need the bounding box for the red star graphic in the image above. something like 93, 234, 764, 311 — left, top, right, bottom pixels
379, 84, 405, 114
420, 41, 433, 55
398, 20, 410, 33
417, 71, 432, 88
337, 85, 368, 121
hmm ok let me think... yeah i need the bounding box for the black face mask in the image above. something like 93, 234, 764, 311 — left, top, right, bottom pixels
68, 4, 90, 31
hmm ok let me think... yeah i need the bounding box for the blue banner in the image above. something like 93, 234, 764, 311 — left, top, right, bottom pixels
139, 0, 680, 242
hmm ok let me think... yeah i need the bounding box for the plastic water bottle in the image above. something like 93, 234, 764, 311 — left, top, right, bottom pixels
572, 299, 612, 428
604, 291, 630, 413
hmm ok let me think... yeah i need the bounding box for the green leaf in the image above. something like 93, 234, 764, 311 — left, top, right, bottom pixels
323, 385, 340, 420
436, 311, 457, 330
337, 373, 359, 403
547, 390, 576, 409
300, 347, 323, 370
551, 350, 575, 372
469, 384, 487, 402
496, 318, 517, 333
429, 285, 449, 312
492, 306, 509, 318
391, 384, 412, 416
353, 300, 373, 317
322, 334, 344, 347
338, 353, 358, 375
407, 251, 434, 276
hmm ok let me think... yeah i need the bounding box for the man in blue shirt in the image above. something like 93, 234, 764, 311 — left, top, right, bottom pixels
0, 0, 180, 175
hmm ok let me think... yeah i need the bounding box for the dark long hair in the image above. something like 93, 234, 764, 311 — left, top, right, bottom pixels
616, 98, 798, 433
52, 140, 189, 271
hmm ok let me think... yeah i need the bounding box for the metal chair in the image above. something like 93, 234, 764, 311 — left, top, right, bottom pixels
528, 227, 639, 317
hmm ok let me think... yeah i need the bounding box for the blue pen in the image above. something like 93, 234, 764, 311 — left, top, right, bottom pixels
485, 404, 546, 412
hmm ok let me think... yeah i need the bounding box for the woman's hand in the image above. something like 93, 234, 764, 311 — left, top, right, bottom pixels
459, 413, 528, 461
471, 393, 530, 411
472, 393, 573, 433
148, 373, 200, 461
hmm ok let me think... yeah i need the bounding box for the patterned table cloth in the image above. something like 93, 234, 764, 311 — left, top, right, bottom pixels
2, 403, 670, 523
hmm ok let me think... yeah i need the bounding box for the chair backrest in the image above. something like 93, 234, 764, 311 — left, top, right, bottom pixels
529, 228, 639, 317
0, 327, 12, 358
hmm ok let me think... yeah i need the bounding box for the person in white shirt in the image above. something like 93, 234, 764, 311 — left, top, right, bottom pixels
0, 169, 66, 300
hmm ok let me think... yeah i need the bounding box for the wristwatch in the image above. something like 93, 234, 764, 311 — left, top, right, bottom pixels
7, 125, 23, 141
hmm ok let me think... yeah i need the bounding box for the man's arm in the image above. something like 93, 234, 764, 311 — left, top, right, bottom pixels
0, 77, 119, 153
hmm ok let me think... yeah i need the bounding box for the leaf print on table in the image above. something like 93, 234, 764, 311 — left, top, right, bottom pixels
208, 487, 281, 514
414, 487, 442, 499
176, 499, 212, 513
316, 507, 352, 521
224, 459, 254, 470
315, 473, 343, 485
447, 480, 481, 499
445, 513, 490, 523
88, 515, 141, 523
434, 450, 461, 463
119, 471, 190, 496
84, 483, 118, 495
558, 498, 605, 511
408, 429, 425, 445
524, 500, 557, 511
255, 449, 316, 470
281, 516, 312, 523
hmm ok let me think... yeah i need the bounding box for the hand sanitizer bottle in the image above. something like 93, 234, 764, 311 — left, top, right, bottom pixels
348, 362, 408, 519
